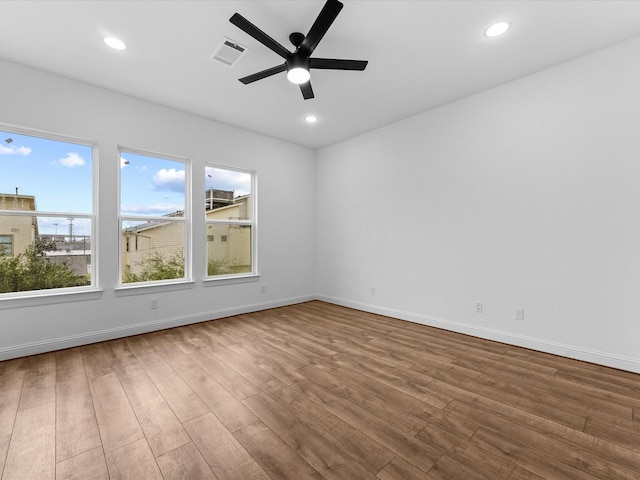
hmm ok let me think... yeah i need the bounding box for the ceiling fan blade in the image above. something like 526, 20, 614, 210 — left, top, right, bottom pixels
239, 64, 287, 84
309, 58, 368, 70
299, 0, 343, 57
230, 13, 291, 59
300, 81, 314, 100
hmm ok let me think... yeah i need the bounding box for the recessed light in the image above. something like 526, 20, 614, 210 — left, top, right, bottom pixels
305, 115, 318, 124
104, 36, 127, 50
484, 21, 510, 38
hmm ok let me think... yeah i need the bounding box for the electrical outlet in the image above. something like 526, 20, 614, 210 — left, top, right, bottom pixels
261, 284, 267, 294
150, 298, 158, 310
515, 308, 524, 321
475, 302, 483, 313
369, 286, 376, 295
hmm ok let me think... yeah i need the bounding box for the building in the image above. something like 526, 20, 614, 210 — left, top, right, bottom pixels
0, 192, 37, 256
205, 193, 252, 275
121, 212, 185, 279
0, 193, 90, 277
121, 191, 251, 278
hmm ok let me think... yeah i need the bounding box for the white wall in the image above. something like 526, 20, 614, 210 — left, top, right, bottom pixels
316, 36, 640, 373
0, 59, 317, 359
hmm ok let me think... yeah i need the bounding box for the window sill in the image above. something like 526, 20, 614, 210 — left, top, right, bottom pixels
0, 287, 103, 310
203, 273, 260, 287
115, 280, 195, 297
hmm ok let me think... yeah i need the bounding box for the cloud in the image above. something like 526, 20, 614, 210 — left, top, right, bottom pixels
121, 203, 184, 216
152, 168, 185, 193
57, 152, 85, 168
0, 144, 31, 155
205, 167, 251, 196
120, 156, 130, 169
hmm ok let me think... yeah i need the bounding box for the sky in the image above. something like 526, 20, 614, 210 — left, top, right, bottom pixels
121, 154, 252, 215
1, 129, 251, 236
1, 130, 93, 236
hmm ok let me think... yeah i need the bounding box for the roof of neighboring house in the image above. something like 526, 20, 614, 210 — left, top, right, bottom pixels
206, 202, 241, 215
0, 193, 37, 211
123, 194, 250, 233
122, 219, 175, 234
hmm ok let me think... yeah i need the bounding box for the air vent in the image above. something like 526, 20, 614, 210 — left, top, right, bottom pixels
211, 37, 248, 67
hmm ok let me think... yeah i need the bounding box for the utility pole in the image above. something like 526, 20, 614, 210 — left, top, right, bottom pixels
68, 217, 74, 244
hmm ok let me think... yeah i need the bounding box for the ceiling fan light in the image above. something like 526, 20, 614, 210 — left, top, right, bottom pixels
287, 67, 311, 84
484, 21, 510, 38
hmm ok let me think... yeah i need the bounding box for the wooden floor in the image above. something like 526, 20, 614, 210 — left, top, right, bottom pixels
0, 301, 638, 479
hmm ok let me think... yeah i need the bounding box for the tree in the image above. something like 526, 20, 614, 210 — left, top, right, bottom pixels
123, 250, 184, 283
207, 256, 250, 276
207, 257, 230, 276
0, 244, 86, 293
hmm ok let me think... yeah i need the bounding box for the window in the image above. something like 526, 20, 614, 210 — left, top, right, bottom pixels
119, 149, 190, 284
0, 235, 13, 256
0, 126, 95, 294
205, 165, 255, 277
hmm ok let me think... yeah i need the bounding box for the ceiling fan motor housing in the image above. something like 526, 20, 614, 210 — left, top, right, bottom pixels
286, 55, 309, 72
289, 32, 305, 48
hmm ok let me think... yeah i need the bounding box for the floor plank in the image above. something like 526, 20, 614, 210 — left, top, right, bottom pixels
125, 336, 209, 423
471, 427, 603, 480
55, 348, 86, 380
285, 378, 441, 473
207, 342, 278, 385
80, 343, 115, 379
173, 361, 257, 432
234, 421, 324, 479
2, 402, 55, 480
188, 347, 260, 400
55, 375, 102, 463
262, 382, 394, 473
55, 446, 108, 480
89, 372, 144, 454
228, 342, 306, 385
0, 434, 10, 479
104, 438, 163, 480
120, 373, 191, 457
300, 365, 428, 435
243, 392, 379, 479
17, 353, 56, 412
184, 412, 270, 480
0, 372, 23, 437
377, 457, 439, 480
156, 442, 217, 480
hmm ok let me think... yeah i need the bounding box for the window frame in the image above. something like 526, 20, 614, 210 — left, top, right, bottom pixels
117, 146, 192, 289
0, 123, 98, 300
204, 163, 257, 281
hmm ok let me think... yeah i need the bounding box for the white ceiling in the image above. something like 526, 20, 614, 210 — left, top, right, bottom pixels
1, 1, 640, 149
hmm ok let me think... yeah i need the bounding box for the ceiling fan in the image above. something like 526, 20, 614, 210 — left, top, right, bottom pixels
229, 0, 368, 100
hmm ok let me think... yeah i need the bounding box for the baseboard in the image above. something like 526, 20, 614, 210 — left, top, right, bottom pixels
0, 294, 315, 361
317, 295, 640, 375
